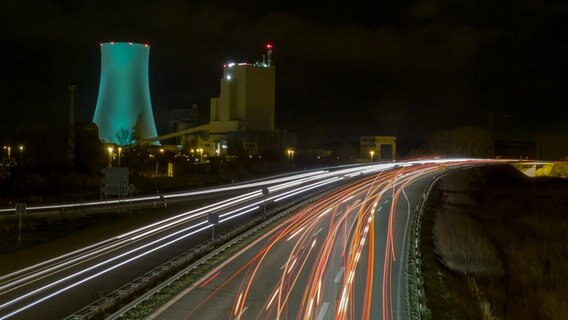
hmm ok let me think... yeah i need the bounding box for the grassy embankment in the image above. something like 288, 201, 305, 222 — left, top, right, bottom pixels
420, 164, 568, 319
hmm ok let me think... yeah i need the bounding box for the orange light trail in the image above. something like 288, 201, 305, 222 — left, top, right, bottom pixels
176, 159, 504, 320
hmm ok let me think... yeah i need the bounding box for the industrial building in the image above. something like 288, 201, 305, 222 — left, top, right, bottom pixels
144, 44, 296, 159
360, 136, 397, 161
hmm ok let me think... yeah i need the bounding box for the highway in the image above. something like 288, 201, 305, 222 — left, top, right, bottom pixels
148, 160, 497, 320
0, 159, 505, 319
0, 163, 410, 320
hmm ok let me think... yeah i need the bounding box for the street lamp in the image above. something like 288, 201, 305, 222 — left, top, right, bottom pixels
107, 146, 114, 167
287, 149, 295, 165
118, 147, 122, 167
370, 150, 375, 162
3, 146, 11, 159
18, 145, 24, 164
197, 148, 203, 163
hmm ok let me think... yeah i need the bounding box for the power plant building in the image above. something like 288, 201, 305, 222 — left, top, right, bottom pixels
210, 62, 275, 131
147, 44, 296, 158
93, 42, 159, 145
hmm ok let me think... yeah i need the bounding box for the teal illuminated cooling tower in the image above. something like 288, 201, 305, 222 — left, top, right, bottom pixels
93, 42, 159, 145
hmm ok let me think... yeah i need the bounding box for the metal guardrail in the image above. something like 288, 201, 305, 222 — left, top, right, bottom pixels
405, 163, 509, 319
64, 183, 343, 320
406, 174, 442, 320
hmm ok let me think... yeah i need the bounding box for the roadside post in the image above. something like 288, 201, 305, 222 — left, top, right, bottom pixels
129, 184, 135, 205
262, 187, 269, 219
15, 203, 26, 245
208, 213, 219, 245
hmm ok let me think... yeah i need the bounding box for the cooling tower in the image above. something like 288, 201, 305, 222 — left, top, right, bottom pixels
93, 42, 159, 145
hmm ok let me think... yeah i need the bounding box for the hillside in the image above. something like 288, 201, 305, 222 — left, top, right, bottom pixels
420, 164, 568, 319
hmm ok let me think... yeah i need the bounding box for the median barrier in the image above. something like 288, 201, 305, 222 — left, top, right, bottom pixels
64, 182, 344, 320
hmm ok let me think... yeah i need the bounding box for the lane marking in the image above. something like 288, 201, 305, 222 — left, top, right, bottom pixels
334, 267, 345, 283
286, 227, 305, 241
233, 306, 248, 320
318, 208, 332, 218
313, 227, 323, 237
316, 302, 329, 320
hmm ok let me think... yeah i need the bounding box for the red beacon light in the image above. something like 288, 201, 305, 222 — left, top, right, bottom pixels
266, 43, 273, 49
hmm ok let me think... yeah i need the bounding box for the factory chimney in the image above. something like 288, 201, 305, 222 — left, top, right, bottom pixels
266, 43, 272, 66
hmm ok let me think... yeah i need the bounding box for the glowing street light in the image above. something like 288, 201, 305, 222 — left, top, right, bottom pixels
3, 146, 11, 159
197, 148, 203, 163
107, 146, 114, 167
18, 145, 24, 163
370, 150, 375, 162
155, 149, 164, 176
118, 147, 122, 167
287, 149, 295, 165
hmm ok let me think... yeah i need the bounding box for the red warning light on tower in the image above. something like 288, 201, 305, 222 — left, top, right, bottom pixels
266, 43, 273, 50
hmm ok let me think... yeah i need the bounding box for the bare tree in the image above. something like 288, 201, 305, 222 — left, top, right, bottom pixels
115, 128, 132, 146
131, 113, 144, 143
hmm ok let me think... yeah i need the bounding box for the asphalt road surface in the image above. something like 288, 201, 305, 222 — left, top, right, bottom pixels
149, 162, 465, 320
0, 159, 503, 319
0, 164, 398, 319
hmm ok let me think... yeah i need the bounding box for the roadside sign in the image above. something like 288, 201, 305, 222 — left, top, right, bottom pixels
16, 203, 26, 215
208, 213, 219, 225
101, 167, 129, 196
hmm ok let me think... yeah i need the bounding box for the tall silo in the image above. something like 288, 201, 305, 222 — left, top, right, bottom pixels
93, 42, 159, 145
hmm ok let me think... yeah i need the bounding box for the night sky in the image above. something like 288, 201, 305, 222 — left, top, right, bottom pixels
1, 0, 567, 148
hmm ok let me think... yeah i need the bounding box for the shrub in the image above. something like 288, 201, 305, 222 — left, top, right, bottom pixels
433, 211, 503, 277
